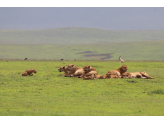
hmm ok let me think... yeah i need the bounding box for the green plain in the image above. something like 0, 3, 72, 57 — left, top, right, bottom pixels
0, 40, 164, 60
0, 60, 164, 116
1, 28, 164, 60
1, 28, 164, 116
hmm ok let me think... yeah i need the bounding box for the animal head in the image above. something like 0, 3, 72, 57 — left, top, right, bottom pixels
83, 65, 91, 73
66, 65, 78, 73
33, 69, 37, 73
58, 66, 66, 72
72, 65, 78, 69
67, 64, 74, 69
120, 65, 128, 72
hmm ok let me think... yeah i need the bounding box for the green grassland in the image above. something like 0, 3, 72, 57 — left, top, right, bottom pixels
0, 40, 164, 60
0, 60, 164, 116
1, 28, 164, 60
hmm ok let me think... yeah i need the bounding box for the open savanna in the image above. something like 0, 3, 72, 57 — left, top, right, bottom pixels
0, 60, 164, 116
1, 28, 164, 60
0, 40, 164, 61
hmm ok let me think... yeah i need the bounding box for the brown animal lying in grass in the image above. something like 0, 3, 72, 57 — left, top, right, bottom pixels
83, 73, 120, 80
79, 65, 98, 78
107, 65, 128, 78
96, 75, 107, 79
121, 71, 155, 79
58, 64, 85, 77
82, 74, 106, 80
96, 72, 121, 79
68, 65, 85, 77
106, 71, 121, 79
83, 71, 154, 80
67, 64, 75, 70
58, 66, 70, 77
82, 73, 100, 80
83, 73, 96, 80
88, 65, 128, 79
83, 65, 124, 80
21, 69, 37, 76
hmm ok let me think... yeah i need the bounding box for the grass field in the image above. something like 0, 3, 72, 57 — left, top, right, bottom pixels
1, 28, 164, 60
0, 40, 164, 60
0, 60, 164, 116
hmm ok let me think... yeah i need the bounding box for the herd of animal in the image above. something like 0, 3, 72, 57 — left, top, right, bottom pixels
21, 57, 154, 79
21, 64, 154, 79
58, 64, 155, 80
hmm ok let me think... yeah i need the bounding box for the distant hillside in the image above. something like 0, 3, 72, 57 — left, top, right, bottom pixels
1, 27, 164, 44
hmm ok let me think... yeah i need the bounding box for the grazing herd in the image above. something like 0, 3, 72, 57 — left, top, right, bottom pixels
58, 64, 155, 80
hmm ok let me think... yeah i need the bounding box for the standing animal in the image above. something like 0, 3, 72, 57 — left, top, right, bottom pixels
21, 69, 37, 76
119, 56, 124, 63
24, 58, 27, 60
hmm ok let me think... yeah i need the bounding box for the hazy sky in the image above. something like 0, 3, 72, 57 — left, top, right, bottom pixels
0, 7, 164, 30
